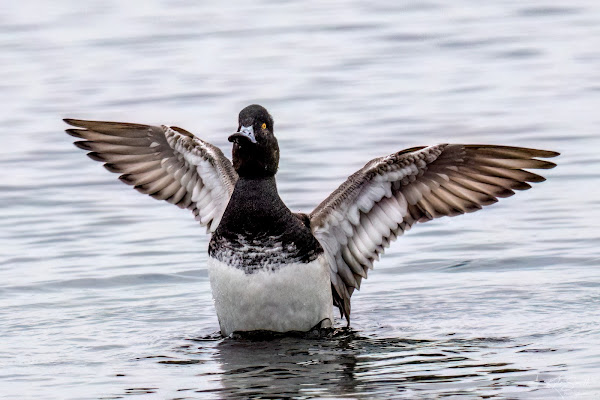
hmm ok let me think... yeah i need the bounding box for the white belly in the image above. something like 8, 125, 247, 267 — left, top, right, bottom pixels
207, 255, 334, 336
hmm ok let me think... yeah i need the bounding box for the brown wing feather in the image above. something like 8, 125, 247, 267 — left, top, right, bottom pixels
310, 144, 559, 322
65, 119, 238, 231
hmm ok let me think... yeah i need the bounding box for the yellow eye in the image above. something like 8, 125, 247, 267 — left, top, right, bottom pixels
261, 123, 267, 130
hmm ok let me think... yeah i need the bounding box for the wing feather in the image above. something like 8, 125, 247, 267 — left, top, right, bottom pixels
310, 144, 559, 322
65, 119, 238, 231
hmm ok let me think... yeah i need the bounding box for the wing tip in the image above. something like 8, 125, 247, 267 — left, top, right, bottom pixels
73, 141, 92, 151
538, 160, 558, 169
64, 118, 89, 128
119, 174, 136, 185
103, 163, 122, 173
86, 152, 105, 162
521, 147, 560, 159
65, 128, 86, 138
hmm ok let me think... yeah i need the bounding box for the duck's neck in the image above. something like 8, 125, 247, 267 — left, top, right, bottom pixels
217, 176, 290, 234
209, 175, 324, 268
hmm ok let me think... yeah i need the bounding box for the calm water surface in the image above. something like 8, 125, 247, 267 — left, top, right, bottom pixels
1, 1, 599, 399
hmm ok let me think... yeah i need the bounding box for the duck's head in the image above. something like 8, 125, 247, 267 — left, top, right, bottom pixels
228, 104, 279, 178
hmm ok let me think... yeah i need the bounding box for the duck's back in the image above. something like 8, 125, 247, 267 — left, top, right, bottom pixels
207, 177, 334, 336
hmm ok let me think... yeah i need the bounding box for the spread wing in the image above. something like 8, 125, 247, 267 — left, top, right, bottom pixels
65, 119, 238, 232
309, 144, 559, 322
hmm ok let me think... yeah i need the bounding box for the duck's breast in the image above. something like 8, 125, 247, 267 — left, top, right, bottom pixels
207, 254, 333, 336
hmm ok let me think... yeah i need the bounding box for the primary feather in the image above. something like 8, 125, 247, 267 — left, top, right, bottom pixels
65, 119, 238, 232
309, 144, 559, 322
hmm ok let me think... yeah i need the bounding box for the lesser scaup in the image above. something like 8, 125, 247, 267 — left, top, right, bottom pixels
65, 104, 559, 336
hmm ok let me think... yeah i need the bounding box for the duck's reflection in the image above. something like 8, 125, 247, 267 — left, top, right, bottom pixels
169, 331, 538, 399
214, 330, 360, 398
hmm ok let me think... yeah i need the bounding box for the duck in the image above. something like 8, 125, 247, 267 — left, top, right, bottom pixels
65, 104, 559, 336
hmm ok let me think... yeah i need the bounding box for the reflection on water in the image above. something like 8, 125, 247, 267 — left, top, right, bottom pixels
135, 330, 565, 399
1, 0, 600, 399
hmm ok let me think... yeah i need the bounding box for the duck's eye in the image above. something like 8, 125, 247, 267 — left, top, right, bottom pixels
261, 123, 267, 130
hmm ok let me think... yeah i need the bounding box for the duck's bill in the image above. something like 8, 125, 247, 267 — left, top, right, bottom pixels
228, 125, 257, 144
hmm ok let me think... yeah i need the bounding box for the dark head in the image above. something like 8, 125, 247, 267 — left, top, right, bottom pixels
228, 104, 279, 178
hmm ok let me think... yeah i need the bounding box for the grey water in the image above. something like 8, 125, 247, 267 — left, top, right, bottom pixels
1, 1, 599, 399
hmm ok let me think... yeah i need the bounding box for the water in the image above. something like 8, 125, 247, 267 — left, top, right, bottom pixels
1, 0, 599, 398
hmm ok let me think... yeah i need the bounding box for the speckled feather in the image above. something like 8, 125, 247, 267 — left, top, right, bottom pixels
209, 176, 322, 273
